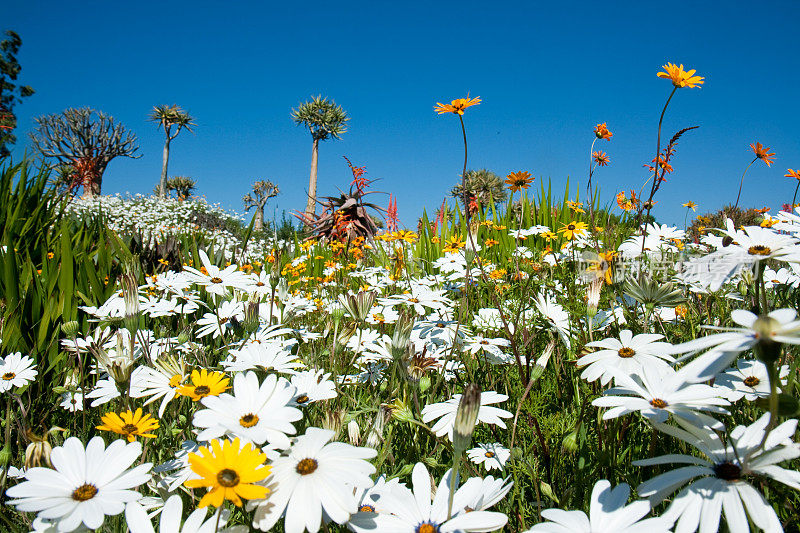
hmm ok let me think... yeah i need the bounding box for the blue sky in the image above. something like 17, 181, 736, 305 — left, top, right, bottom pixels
5, 0, 800, 227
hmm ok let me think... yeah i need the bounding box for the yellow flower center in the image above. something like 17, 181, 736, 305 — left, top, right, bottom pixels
743, 376, 760, 387
484, 451, 496, 458
748, 245, 771, 256
217, 468, 240, 487
194, 385, 211, 396
408, 298, 420, 303
617, 347, 636, 358
567, 224, 576, 231
121, 423, 138, 435
416, 523, 440, 533
2, 372, 16, 380
296, 458, 318, 475
256, 281, 265, 286
239, 413, 259, 428
359, 504, 376, 513
72, 483, 98, 501
210, 277, 223, 284
650, 398, 668, 409
295, 394, 309, 404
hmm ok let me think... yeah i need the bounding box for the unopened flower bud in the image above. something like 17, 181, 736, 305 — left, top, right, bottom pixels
61, 321, 80, 338
384, 398, 415, 424
347, 419, 360, 446
753, 315, 783, 364
562, 429, 579, 453
453, 383, 481, 453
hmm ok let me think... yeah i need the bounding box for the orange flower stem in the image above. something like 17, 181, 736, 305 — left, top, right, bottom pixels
733, 157, 757, 210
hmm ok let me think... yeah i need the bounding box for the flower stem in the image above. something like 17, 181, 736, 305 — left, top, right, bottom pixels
792, 180, 800, 208
447, 451, 462, 520
734, 158, 757, 210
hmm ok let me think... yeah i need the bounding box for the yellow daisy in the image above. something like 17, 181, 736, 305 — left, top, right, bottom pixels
96, 408, 159, 442
185, 437, 271, 508
559, 221, 588, 240
177, 369, 229, 401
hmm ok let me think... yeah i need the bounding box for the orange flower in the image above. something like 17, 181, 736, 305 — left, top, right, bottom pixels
592, 151, 610, 166
434, 96, 481, 115
786, 169, 800, 181
657, 63, 704, 88
504, 171, 534, 192
750, 142, 776, 167
594, 123, 612, 141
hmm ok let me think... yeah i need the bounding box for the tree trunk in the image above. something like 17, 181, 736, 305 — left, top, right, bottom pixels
158, 138, 170, 198
83, 174, 102, 199
254, 207, 264, 231
304, 137, 320, 223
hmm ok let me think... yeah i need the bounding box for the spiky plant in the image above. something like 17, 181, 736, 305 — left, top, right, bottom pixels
295, 183, 386, 243
165, 175, 196, 200
450, 169, 507, 208
291, 96, 349, 222
149, 105, 195, 198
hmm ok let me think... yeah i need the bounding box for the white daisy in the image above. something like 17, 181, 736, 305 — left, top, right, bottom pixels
592, 364, 730, 430
524, 479, 672, 533
669, 308, 800, 380
125, 493, 247, 533
422, 391, 513, 441
6, 436, 152, 532
250, 427, 377, 533
714, 359, 790, 402
467, 443, 511, 471
290, 369, 337, 405
636, 414, 800, 532
0, 352, 38, 392
221, 341, 304, 374
357, 462, 508, 532
577, 330, 674, 386
193, 371, 301, 448
182, 250, 251, 296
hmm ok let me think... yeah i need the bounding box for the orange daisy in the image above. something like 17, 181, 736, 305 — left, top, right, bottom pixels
594, 123, 612, 141
592, 151, 610, 166
786, 169, 800, 181
657, 63, 704, 88
434, 96, 481, 115
504, 171, 534, 192
750, 142, 776, 167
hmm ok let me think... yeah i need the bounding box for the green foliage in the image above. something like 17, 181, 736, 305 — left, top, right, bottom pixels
291, 95, 349, 141
0, 30, 35, 158
450, 168, 508, 207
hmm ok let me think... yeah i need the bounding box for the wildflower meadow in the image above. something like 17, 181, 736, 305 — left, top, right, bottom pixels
2, 25, 800, 533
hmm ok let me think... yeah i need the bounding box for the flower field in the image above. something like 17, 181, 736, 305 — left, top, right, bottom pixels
2, 63, 800, 533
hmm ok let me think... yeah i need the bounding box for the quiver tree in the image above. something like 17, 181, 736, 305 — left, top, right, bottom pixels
291, 95, 349, 221
243, 179, 279, 231
30, 107, 140, 198
149, 104, 195, 198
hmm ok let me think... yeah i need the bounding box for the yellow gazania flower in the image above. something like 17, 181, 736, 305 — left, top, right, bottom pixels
559, 221, 588, 240
96, 408, 159, 442
434, 96, 481, 115
442, 236, 465, 254
657, 63, 704, 88
185, 438, 271, 508
682, 201, 698, 211
541, 231, 557, 241
484, 239, 499, 248
566, 200, 585, 214
396, 230, 418, 243
177, 369, 229, 401
504, 171, 534, 192
761, 218, 779, 228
